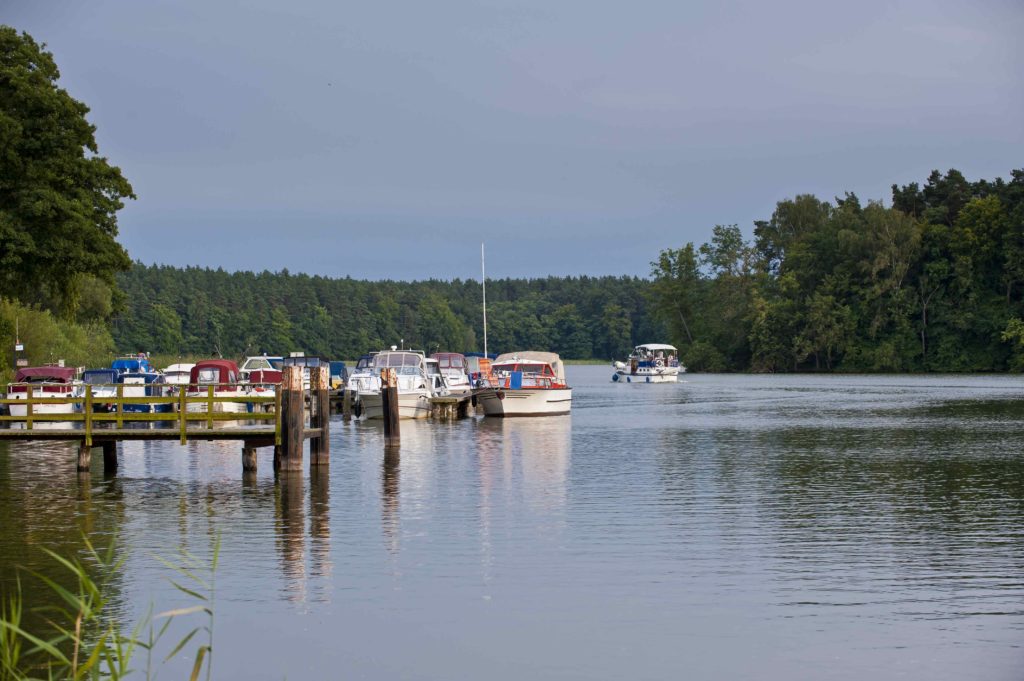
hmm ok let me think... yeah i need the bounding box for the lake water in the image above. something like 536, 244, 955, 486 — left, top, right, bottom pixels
2, 368, 1023, 680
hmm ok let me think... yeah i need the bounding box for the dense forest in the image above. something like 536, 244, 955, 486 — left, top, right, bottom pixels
112, 269, 660, 361
648, 168, 1024, 371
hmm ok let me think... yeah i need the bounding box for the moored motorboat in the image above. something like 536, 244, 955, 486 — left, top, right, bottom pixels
425, 357, 451, 397
119, 371, 172, 414
112, 353, 155, 376
329, 361, 348, 391
75, 368, 119, 412
239, 355, 283, 383
430, 352, 472, 395
359, 350, 432, 420
612, 343, 684, 383
475, 351, 572, 417
186, 359, 247, 418
5, 366, 78, 427
163, 363, 196, 389
245, 368, 282, 412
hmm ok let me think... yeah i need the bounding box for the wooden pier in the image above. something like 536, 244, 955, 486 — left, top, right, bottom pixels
0, 366, 329, 474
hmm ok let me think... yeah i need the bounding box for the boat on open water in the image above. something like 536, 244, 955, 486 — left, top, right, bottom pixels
612, 343, 684, 383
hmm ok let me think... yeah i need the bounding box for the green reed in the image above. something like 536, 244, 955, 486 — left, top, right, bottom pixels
0, 534, 219, 681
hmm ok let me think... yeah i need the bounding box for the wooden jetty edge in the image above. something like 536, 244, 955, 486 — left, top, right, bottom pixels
0, 365, 329, 475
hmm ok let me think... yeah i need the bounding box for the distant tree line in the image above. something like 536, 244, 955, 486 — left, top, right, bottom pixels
649, 168, 1024, 371
112, 268, 661, 361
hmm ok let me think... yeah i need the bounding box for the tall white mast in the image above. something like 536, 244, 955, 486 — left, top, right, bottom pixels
481, 242, 488, 358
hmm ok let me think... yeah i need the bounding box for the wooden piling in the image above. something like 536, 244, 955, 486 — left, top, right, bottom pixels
279, 365, 304, 470
342, 387, 353, 421
77, 441, 92, 472
381, 367, 400, 447
242, 444, 258, 472
310, 365, 330, 466
102, 441, 117, 473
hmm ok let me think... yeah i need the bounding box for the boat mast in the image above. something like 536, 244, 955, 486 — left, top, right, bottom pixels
481, 242, 488, 358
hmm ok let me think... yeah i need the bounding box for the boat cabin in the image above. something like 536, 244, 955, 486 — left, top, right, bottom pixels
491, 352, 568, 389
8, 366, 77, 393
189, 360, 240, 389
82, 368, 118, 386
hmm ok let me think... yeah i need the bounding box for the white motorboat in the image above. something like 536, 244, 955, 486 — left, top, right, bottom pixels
163, 363, 196, 388
359, 350, 432, 420
425, 357, 451, 397
74, 368, 119, 412
430, 352, 472, 395
239, 355, 282, 383
612, 343, 684, 383
475, 351, 572, 417
5, 366, 78, 427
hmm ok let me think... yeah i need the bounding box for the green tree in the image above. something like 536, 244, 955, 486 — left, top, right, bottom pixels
0, 27, 134, 316
600, 303, 632, 359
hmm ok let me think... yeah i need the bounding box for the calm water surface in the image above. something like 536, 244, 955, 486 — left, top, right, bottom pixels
2, 368, 1023, 679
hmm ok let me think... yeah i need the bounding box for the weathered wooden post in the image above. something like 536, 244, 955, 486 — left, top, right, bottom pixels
381, 367, 400, 447
102, 441, 117, 474
242, 443, 258, 472
77, 441, 91, 472
84, 385, 93, 447
342, 386, 353, 421
310, 365, 330, 466
279, 365, 304, 470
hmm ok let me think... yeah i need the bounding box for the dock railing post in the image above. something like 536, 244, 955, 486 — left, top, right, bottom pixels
310, 365, 330, 466
280, 365, 304, 470
207, 385, 215, 429
179, 387, 187, 444
84, 385, 93, 447
116, 384, 124, 428
382, 367, 400, 447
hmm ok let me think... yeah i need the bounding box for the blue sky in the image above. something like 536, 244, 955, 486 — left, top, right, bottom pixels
5, 0, 1023, 280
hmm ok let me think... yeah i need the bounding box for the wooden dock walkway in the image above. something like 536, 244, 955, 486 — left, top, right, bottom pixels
0, 365, 329, 474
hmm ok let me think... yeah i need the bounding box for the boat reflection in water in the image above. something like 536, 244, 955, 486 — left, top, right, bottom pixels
474, 415, 572, 511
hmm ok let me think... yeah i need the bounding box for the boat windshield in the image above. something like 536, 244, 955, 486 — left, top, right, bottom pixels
242, 357, 281, 372
196, 368, 221, 384
437, 355, 465, 369
374, 353, 423, 369
84, 371, 116, 384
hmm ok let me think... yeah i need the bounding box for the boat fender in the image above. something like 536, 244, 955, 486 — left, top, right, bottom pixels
612, 373, 620, 382
626, 376, 631, 383
353, 400, 362, 418
471, 393, 477, 407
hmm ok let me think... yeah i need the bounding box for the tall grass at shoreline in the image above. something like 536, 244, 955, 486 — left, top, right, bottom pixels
0, 535, 218, 680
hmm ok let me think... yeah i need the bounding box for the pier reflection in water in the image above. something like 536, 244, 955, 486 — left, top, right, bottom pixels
1, 369, 1023, 680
